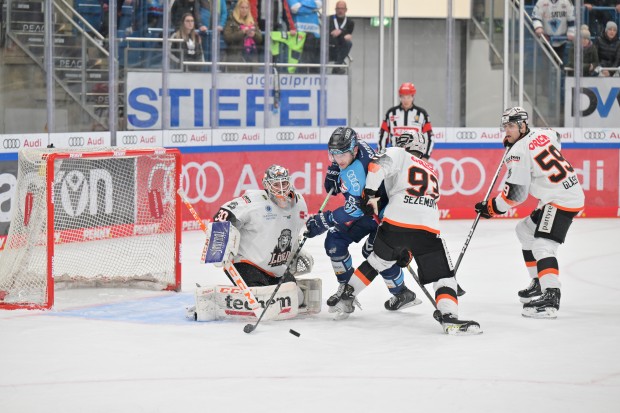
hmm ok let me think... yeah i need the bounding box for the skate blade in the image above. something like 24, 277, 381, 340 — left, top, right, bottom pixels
443, 323, 483, 335
332, 311, 351, 321
521, 307, 558, 319
387, 297, 423, 311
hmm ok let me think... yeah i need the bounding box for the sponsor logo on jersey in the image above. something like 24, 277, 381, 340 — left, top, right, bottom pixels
227, 201, 238, 210
539, 206, 557, 233
505, 155, 521, 164
242, 195, 252, 204
529, 135, 551, 150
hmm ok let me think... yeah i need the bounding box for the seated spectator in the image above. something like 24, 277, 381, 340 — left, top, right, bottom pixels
595, 21, 620, 76
170, 13, 204, 71
532, 0, 575, 64
329, 1, 354, 74
223, 0, 263, 72
569, 25, 601, 76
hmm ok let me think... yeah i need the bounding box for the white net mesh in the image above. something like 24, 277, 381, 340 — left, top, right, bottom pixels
0, 147, 181, 309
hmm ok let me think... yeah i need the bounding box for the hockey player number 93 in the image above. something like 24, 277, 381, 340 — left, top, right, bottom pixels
406, 166, 439, 199
534, 145, 574, 183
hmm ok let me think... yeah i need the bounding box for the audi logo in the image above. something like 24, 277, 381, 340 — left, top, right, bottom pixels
220, 133, 239, 142
583, 131, 606, 140
181, 161, 225, 203
2, 138, 21, 149
429, 157, 485, 196
68, 137, 85, 147
170, 133, 188, 143
122, 135, 138, 145
455, 131, 478, 140
276, 132, 295, 141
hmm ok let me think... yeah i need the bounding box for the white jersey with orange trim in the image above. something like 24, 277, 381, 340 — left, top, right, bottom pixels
213, 189, 308, 278
494, 128, 585, 213
366, 147, 441, 233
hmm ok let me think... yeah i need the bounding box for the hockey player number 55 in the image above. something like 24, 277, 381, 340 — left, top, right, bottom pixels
534, 145, 575, 183
406, 166, 439, 199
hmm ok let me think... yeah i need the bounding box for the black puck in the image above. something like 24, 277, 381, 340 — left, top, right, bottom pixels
289, 329, 300, 337
243, 324, 254, 334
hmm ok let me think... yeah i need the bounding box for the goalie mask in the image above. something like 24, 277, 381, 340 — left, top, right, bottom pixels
263, 164, 293, 208
394, 132, 428, 157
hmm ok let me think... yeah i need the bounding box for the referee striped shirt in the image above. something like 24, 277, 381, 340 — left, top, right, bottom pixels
378, 103, 434, 158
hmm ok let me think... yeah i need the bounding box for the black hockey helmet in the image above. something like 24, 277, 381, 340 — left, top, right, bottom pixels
328, 127, 358, 155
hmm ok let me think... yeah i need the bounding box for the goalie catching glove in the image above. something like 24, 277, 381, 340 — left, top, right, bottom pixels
201, 221, 241, 266
474, 198, 503, 219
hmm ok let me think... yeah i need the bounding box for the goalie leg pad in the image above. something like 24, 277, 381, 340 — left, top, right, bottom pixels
192, 286, 217, 321
297, 278, 322, 314
189, 282, 300, 321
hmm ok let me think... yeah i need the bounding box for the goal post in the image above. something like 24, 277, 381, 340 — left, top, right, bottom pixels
0, 147, 182, 310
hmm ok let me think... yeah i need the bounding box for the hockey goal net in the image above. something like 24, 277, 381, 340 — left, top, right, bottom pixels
0, 147, 182, 310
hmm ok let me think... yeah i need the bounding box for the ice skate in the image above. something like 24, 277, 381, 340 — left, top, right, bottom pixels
522, 288, 560, 319
518, 278, 542, 303
332, 284, 361, 320
327, 283, 346, 313
384, 287, 422, 311
440, 313, 483, 335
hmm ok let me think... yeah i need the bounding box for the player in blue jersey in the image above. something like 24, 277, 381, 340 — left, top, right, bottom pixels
305, 127, 420, 319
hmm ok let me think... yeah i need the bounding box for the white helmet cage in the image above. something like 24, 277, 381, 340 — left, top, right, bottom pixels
501, 106, 528, 130
394, 132, 428, 155
262, 164, 292, 202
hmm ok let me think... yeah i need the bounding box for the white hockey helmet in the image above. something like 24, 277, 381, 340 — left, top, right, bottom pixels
501, 106, 528, 130
262, 164, 293, 207
394, 132, 428, 156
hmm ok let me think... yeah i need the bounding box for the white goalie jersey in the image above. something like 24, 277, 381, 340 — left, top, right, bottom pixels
366, 147, 441, 234
494, 128, 585, 213
213, 189, 308, 277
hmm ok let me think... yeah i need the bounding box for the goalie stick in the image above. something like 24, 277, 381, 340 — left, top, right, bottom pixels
177, 188, 262, 318
244, 188, 333, 334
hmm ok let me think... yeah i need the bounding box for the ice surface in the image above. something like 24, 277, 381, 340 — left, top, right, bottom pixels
1, 218, 619, 412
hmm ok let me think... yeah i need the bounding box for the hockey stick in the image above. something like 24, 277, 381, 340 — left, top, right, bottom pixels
452, 147, 510, 275
406, 265, 442, 324
176, 188, 262, 317
243, 188, 333, 334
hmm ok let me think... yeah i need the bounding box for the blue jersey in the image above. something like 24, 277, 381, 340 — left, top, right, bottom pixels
332, 141, 387, 224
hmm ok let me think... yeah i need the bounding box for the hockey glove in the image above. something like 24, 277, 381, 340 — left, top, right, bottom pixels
324, 163, 341, 195
305, 211, 335, 238
360, 189, 380, 216
475, 198, 502, 219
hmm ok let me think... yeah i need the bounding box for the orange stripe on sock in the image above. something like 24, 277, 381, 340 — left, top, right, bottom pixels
538, 268, 559, 277
354, 268, 371, 286
525, 261, 536, 268
436, 294, 458, 305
